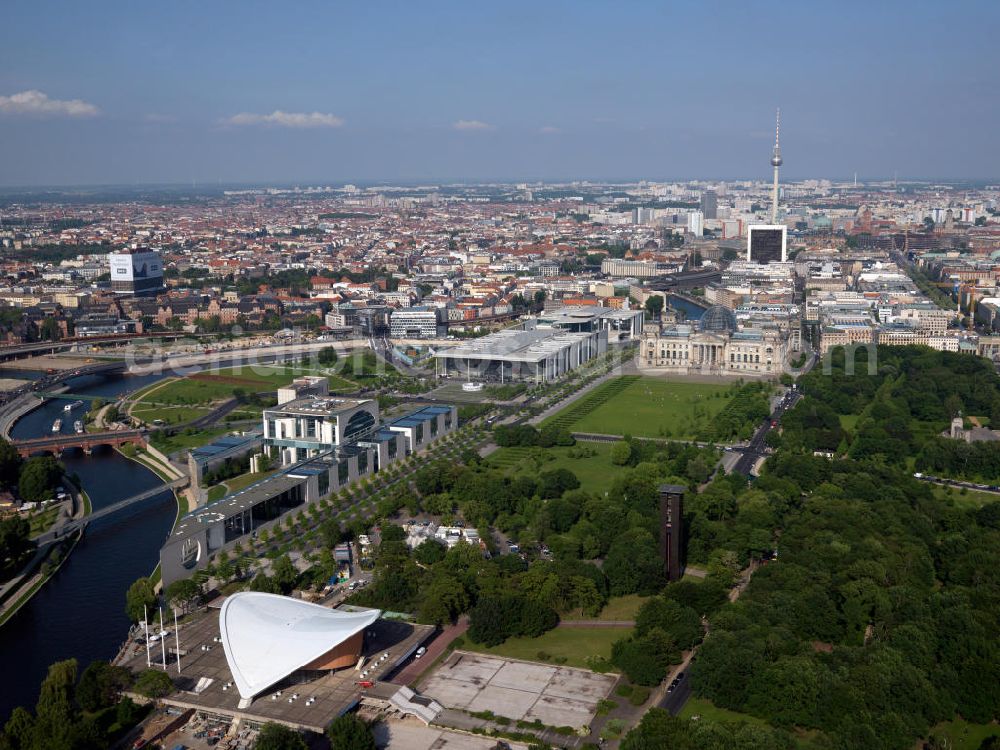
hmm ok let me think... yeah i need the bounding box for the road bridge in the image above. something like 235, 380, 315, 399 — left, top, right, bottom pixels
12, 429, 146, 458
0, 332, 204, 362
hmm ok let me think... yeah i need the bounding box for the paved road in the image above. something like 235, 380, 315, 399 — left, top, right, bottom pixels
659, 670, 692, 715
732, 389, 801, 476
915, 474, 1000, 496
388, 617, 469, 686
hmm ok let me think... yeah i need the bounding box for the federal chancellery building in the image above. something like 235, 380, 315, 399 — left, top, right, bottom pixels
159, 379, 457, 587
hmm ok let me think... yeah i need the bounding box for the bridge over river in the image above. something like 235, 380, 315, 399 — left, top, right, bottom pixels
12, 429, 146, 458
34, 476, 189, 546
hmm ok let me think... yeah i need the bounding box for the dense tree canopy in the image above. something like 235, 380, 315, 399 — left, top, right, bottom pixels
255, 722, 307, 750
686, 453, 1000, 748
17, 457, 62, 504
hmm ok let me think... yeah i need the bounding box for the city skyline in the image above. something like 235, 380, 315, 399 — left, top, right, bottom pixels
1, 0, 998, 186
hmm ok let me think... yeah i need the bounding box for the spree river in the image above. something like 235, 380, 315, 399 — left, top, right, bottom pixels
1, 371, 175, 722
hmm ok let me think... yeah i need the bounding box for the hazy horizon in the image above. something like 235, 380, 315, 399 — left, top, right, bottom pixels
2, 0, 998, 186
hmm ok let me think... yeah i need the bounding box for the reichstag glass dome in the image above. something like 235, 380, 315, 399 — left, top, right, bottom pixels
700, 305, 738, 333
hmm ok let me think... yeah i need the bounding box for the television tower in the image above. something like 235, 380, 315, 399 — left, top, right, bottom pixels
770, 108, 782, 224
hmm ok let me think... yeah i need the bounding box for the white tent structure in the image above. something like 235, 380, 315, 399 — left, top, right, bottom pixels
219, 592, 380, 707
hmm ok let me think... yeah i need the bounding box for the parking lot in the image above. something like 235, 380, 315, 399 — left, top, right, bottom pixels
421, 651, 616, 729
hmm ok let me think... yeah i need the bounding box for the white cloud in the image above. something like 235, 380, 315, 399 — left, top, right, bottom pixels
539, 125, 561, 134
453, 119, 492, 131
0, 90, 99, 117
224, 110, 344, 128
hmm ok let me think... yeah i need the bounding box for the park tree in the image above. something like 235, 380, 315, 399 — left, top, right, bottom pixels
255, 722, 307, 750
611, 629, 677, 686
644, 295, 664, 320
39, 317, 61, 341
326, 714, 376, 750
1, 706, 35, 750
18, 456, 62, 503
537, 468, 580, 499
413, 538, 447, 566
0, 438, 22, 488
603, 529, 665, 596
133, 669, 174, 698
248, 572, 282, 594
610, 440, 632, 466
76, 660, 131, 713
215, 550, 235, 583
418, 575, 469, 625
634, 597, 703, 650
32, 659, 78, 750
164, 578, 202, 614
272, 554, 298, 593
124, 577, 156, 623
0, 515, 34, 576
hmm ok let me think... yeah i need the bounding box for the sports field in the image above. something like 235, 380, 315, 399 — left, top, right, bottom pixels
544, 376, 734, 439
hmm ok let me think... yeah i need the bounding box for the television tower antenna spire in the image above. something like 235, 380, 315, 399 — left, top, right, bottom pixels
770, 108, 782, 224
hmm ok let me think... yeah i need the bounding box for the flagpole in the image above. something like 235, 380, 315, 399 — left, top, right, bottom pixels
159, 606, 167, 668
174, 608, 181, 675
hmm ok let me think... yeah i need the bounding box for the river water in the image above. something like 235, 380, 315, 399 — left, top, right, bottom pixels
668, 294, 709, 322
1, 371, 174, 722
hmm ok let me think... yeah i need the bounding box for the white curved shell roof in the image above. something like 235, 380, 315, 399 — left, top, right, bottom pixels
219, 592, 380, 700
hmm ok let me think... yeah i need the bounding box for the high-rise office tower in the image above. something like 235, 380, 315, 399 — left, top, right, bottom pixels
747, 224, 788, 263
108, 246, 165, 296
687, 211, 704, 236
700, 189, 718, 219
770, 109, 782, 224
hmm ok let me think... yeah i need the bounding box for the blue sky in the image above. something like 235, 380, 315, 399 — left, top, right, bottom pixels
0, 0, 997, 185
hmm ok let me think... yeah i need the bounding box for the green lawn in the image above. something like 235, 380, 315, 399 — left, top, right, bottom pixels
28, 506, 60, 536
548, 377, 734, 439
148, 425, 234, 455
213, 365, 357, 392
929, 718, 1000, 750
224, 470, 277, 493
679, 697, 769, 727
206, 485, 226, 503
464, 626, 626, 670
564, 594, 648, 622
838, 413, 859, 432
132, 404, 213, 425
488, 442, 630, 494
934, 485, 1000, 510
135, 377, 236, 405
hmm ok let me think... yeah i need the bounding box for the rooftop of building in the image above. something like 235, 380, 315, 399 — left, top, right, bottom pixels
536, 305, 643, 326
172, 472, 311, 544
264, 395, 374, 417
389, 405, 453, 428
120, 600, 433, 734
190, 432, 262, 460
436, 326, 600, 362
